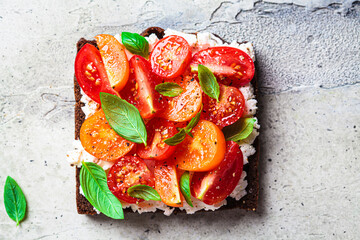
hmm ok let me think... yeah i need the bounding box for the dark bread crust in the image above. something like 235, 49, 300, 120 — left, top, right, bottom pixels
74, 27, 259, 215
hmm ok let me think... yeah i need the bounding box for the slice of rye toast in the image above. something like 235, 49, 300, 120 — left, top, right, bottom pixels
74, 27, 259, 215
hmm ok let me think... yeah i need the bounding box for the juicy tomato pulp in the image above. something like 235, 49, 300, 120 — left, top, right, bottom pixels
79, 110, 135, 162
171, 120, 226, 171
121, 55, 165, 119
191, 46, 255, 87
150, 35, 192, 79
160, 74, 202, 122
137, 118, 177, 160
202, 84, 245, 128
75, 44, 119, 104
107, 156, 155, 204
191, 141, 243, 205
153, 161, 182, 207
95, 34, 130, 92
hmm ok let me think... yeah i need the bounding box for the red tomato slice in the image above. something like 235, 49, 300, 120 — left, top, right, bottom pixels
160, 74, 202, 122
191, 141, 243, 205
137, 118, 177, 160
150, 35, 192, 79
75, 44, 120, 104
202, 84, 245, 128
107, 156, 155, 204
153, 161, 182, 207
190, 47, 255, 87
120, 55, 165, 119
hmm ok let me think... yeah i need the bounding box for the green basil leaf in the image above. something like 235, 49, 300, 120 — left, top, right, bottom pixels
128, 185, 161, 201
198, 64, 220, 102
155, 82, 183, 97
164, 128, 187, 146
80, 161, 124, 219
179, 171, 193, 207
185, 105, 202, 134
222, 118, 256, 141
121, 32, 149, 58
4, 176, 27, 225
100, 92, 147, 145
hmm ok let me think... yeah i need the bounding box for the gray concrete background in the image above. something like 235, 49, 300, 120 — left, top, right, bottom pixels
0, 0, 359, 239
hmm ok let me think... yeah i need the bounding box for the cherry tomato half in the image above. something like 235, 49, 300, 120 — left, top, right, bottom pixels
79, 110, 135, 162
121, 55, 165, 119
75, 44, 119, 104
191, 141, 243, 205
202, 84, 245, 128
150, 35, 192, 79
107, 156, 155, 204
190, 46, 255, 87
137, 118, 177, 160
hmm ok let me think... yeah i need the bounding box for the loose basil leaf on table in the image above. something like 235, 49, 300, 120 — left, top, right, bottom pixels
80, 161, 124, 219
100, 92, 147, 146
179, 171, 193, 207
155, 82, 183, 97
164, 128, 187, 146
222, 118, 256, 141
3, 176, 27, 225
128, 185, 161, 201
197, 64, 220, 102
121, 32, 149, 58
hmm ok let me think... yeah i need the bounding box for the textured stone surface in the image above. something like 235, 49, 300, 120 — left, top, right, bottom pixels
0, 0, 359, 239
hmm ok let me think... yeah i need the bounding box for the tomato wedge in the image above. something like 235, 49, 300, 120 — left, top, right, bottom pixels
160, 74, 202, 122
153, 161, 182, 207
75, 44, 119, 104
95, 34, 130, 92
202, 84, 245, 128
121, 55, 165, 119
79, 110, 134, 162
150, 35, 191, 79
170, 120, 226, 171
107, 156, 155, 204
191, 141, 243, 205
190, 47, 255, 87
137, 118, 177, 160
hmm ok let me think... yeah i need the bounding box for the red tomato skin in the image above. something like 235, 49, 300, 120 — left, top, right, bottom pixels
191, 46, 255, 87
120, 55, 165, 119
107, 156, 155, 204
202, 84, 245, 128
75, 44, 119, 104
150, 35, 192, 79
137, 118, 177, 160
191, 141, 243, 205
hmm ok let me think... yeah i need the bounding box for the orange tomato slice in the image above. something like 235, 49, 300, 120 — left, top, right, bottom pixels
80, 110, 135, 162
95, 34, 129, 92
170, 120, 226, 172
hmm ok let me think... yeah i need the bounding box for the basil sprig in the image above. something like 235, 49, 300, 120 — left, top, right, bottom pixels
179, 171, 193, 207
128, 185, 161, 201
164, 106, 202, 146
198, 64, 220, 102
155, 82, 183, 97
4, 176, 27, 225
223, 118, 256, 141
80, 161, 124, 219
100, 92, 147, 145
121, 32, 149, 58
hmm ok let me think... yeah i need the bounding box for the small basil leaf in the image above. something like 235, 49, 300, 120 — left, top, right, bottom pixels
222, 118, 256, 141
179, 172, 193, 207
4, 176, 27, 225
80, 162, 124, 219
100, 92, 147, 145
185, 105, 202, 133
155, 82, 183, 97
121, 32, 149, 58
164, 128, 187, 146
198, 64, 220, 102
128, 185, 161, 201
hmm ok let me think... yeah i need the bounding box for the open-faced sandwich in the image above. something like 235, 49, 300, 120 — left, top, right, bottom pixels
67, 27, 259, 219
